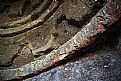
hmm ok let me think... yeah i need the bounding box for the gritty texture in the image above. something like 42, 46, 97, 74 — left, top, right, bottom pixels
25, 26, 121, 81
0, 0, 121, 81
25, 45, 121, 81
0, 0, 100, 70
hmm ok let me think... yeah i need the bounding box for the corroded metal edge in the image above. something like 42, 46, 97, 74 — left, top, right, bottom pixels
0, 0, 121, 80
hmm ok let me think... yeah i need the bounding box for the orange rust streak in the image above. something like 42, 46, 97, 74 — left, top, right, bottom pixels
77, 43, 82, 48
73, 32, 96, 51
40, 65, 49, 71
81, 37, 91, 47
84, 38, 91, 42
80, 40, 86, 47
33, 70, 39, 74
97, 23, 106, 33
54, 54, 59, 62
50, 54, 59, 64
73, 47, 78, 51
89, 32, 94, 37
50, 59, 54, 65
89, 32, 96, 40
65, 45, 70, 54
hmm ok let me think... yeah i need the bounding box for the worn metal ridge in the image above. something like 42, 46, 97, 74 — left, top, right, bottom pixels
0, 0, 121, 80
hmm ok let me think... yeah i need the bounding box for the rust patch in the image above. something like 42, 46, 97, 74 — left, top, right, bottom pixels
77, 44, 82, 49
54, 54, 59, 62
89, 32, 96, 40
81, 37, 91, 47
50, 54, 59, 64
89, 32, 95, 37
73, 44, 81, 51
40, 65, 49, 71
73, 47, 79, 51
33, 70, 39, 74
97, 22, 106, 33
65, 45, 70, 54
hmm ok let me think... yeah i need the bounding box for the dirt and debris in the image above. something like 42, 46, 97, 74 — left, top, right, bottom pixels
0, 0, 104, 70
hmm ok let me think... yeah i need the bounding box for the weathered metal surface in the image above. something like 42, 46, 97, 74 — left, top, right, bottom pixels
0, 0, 121, 80
24, 39, 121, 81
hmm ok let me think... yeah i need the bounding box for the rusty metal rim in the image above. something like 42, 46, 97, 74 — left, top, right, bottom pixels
0, 0, 121, 80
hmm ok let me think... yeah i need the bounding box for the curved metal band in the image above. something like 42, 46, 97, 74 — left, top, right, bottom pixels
0, 0, 121, 80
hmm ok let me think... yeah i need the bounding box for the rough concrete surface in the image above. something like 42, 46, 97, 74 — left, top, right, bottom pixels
0, 0, 101, 69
